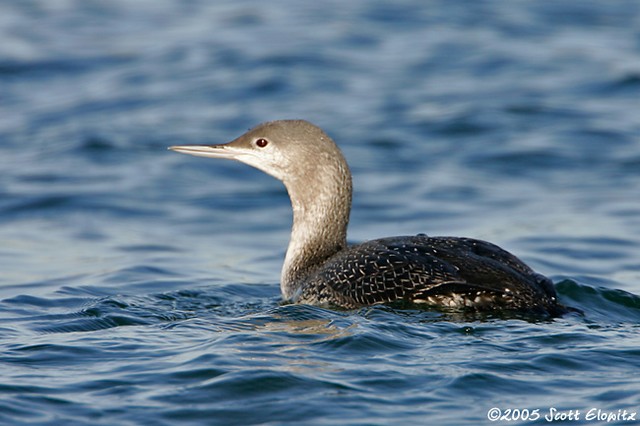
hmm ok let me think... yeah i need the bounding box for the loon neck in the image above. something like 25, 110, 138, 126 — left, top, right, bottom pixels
280, 159, 352, 300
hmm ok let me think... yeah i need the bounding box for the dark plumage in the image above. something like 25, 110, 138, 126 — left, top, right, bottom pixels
170, 120, 564, 315
299, 236, 559, 313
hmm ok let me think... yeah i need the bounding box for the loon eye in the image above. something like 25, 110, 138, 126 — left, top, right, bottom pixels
255, 138, 269, 148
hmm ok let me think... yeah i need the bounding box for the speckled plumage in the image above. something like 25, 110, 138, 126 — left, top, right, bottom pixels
296, 235, 559, 313
170, 120, 564, 315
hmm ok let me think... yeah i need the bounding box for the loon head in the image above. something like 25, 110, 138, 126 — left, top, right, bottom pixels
169, 119, 348, 186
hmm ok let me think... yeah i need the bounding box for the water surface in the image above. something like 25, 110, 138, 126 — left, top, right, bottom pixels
1, 1, 640, 425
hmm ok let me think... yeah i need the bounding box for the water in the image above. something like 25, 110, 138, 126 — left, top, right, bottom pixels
1, 1, 640, 424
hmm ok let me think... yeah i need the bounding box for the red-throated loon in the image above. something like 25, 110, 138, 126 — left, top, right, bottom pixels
170, 120, 563, 315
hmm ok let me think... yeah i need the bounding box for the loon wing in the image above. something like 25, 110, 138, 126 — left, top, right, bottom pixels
303, 235, 556, 310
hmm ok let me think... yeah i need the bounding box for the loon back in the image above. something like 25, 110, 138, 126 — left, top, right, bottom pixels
297, 235, 559, 313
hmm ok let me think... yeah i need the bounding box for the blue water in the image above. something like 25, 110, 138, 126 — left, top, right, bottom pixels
2, 1, 640, 425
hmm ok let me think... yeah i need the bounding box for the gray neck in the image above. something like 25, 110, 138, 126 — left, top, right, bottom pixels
280, 158, 352, 300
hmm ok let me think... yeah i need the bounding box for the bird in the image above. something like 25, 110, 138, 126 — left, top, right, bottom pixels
170, 120, 563, 315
